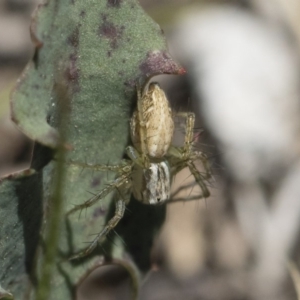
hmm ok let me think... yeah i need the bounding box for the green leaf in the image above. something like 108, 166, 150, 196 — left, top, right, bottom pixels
0, 169, 38, 299
1, 0, 184, 299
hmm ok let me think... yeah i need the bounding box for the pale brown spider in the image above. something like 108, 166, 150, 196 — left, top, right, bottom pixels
67, 82, 211, 259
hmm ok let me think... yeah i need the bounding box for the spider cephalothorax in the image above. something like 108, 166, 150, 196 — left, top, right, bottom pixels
67, 82, 211, 259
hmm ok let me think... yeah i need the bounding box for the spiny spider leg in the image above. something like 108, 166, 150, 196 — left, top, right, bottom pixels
171, 187, 197, 202
67, 174, 130, 216
168, 112, 211, 201
126, 145, 144, 167
171, 165, 213, 199
69, 197, 127, 260
169, 196, 206, 203
172, 170, 216, 202
176, 112, 195, 156
67, 160, 132, 173
193, 152, 212, 181
168, 158, 210, 203
180, 112, 211, 182
168, 112, 196, 161
187, 161, 210, 198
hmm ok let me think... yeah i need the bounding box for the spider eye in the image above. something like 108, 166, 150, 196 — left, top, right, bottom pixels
157, 197, 161, 202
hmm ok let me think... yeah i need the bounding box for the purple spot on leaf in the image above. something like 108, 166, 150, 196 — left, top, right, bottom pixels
65, 53, 80, 93
98, 17, 124, 49
93, 207, 107, 218
67, 27, 79, 48
107, 0, 122, 8
139, 50, 186, 78
91, 176, 101, 188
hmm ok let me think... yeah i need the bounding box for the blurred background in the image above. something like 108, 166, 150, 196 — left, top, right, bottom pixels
0, 0, 34, 177
2, 0, 300, 299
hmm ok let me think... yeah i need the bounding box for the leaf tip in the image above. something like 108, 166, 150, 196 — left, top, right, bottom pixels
139, 50, 185, 78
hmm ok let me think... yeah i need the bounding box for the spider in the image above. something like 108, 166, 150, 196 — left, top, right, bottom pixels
67, 82, 211, 259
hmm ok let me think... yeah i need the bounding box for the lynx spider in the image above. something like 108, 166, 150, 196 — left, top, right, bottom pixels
67, 82, 211, 259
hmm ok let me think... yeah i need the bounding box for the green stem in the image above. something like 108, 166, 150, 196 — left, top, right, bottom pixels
35, 83, 69, 300
35, 147, 66, 300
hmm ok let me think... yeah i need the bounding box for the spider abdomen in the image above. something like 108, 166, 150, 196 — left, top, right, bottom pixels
132, 161, 171, 204
130, 82, 174, 158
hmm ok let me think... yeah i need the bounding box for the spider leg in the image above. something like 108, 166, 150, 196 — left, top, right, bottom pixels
126, 146, 144, 167
187, 161, 210, 198
172, 181, 199, 199
176, 112, 195, 156
177, 112, 211, 182
69, 197, 126, 260
67, 174, 130, 216
167, 159, 210, 205
192, 151, 212, 181
168, 111, 211, 201
67, 160, 131, 172
167, 112, 196, 161
168, 195, 205, 203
